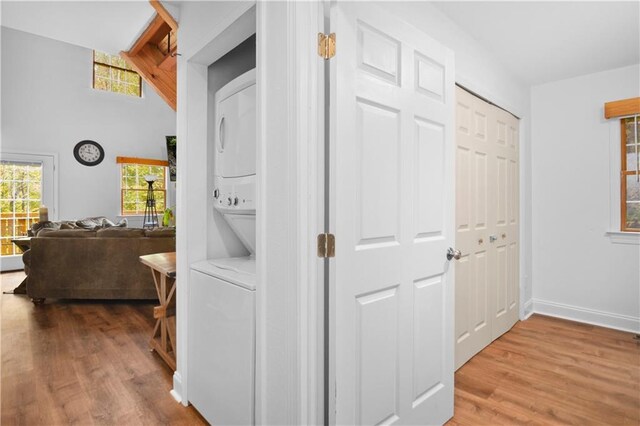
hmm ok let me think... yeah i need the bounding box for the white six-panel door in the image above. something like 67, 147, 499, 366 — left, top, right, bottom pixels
330, 3, 455, 425
454, 87, 519, 370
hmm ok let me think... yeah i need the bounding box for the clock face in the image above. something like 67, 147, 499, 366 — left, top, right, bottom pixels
73, 140, 104, 166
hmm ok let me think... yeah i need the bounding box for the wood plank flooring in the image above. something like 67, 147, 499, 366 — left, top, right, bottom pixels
1, 271, 206, 425
447, 314, 640, 425
2, 270, 639, 425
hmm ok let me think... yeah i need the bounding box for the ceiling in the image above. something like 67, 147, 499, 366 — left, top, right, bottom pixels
0, 1, 156, 54
433, 1, 640, 85
1, 1, 638, 86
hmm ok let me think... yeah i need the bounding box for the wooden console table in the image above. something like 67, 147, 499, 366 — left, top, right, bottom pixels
139, 252, 176, 371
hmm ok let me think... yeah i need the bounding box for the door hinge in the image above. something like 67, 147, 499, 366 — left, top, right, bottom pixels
317, 233, 335, 258
318, 33, 336, 60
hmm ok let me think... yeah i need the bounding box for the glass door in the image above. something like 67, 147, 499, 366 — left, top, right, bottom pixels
0, 153, 55, 271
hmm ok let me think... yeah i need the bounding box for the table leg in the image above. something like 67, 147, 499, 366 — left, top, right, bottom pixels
149, 268, 177, 370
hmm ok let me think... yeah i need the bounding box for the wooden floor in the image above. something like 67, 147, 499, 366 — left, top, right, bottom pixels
2, 270, 639, 425
1, 271, 206, 425
447, 314, 640, 425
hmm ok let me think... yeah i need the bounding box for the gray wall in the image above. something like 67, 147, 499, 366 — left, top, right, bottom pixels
1, 27, 176, 227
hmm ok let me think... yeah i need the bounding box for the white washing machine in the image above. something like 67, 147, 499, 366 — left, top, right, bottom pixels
188, 68, 257, 425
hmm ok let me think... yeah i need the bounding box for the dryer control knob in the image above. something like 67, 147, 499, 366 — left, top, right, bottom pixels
226, 197, 233, 206
213, 188, 220, 199
233, 197, 239, 206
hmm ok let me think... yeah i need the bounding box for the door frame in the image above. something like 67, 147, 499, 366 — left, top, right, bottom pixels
0, 150, 58, 271
175, 2, 325, 425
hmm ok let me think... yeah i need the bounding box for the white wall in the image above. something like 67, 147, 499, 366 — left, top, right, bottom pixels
531, 64, 640, 332
380, 2, 533, 314
1, 27, 176, 227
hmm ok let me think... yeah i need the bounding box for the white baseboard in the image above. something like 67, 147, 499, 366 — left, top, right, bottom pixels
172, 372, 187, 406
532, 298, 640, 333
523, 299, 534, 320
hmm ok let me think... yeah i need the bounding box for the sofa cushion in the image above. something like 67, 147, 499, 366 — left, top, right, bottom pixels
76, 217, 108, 230
144, 228, 176, 238
38, 229, 97, 238
96, 228, 146, 238
31, 221, 61, 236
60, 221, 80, 229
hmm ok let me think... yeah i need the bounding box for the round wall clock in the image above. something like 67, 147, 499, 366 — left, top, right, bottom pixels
73, 140, 105, 166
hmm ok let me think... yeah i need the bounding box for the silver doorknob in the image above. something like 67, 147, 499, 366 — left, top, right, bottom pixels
447, 247, 462, 261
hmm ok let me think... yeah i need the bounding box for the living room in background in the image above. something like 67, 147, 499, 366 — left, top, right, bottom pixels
117, 156, 168, 216
0, 152, 56, 271
93, 50, 142, 97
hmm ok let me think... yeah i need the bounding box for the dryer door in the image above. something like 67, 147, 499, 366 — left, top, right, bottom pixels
216, 83, 256, 178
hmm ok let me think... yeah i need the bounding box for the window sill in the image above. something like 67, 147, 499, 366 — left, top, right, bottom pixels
605, 231, 640, 245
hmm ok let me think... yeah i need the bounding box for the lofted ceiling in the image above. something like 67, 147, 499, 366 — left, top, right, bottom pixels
0, 1, 156, 55
433, 1, 640, 86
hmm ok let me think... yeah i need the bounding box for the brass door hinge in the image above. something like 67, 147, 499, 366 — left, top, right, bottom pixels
318, 33, 336, 60
317, 233, 335, 258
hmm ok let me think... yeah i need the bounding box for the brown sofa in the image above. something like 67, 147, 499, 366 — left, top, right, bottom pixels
24, 227, 175, 304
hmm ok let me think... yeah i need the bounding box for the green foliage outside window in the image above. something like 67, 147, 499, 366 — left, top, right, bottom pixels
93, 51, 142, 97
121, 164, 166, 216
0, 161, 42, 256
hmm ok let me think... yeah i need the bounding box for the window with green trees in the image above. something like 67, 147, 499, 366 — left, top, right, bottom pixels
121, 162, 166, 216
0, 161, 42, 256
93, 51, 142, 97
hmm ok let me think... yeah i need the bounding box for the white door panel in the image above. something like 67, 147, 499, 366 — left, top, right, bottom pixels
454, 88, 493, 369
454, 87, 519, 368
331, 3, 454, 425
491, 106, 520, 339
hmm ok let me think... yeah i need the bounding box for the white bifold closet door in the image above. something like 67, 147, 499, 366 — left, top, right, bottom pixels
330, 2, 455, 425
454, 87, 519, 370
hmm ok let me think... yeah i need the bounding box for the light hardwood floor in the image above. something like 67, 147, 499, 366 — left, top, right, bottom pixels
447, 314, 640, 425
2, 271, 639, 425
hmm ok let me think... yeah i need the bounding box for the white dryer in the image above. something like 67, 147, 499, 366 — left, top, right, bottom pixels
188, 68, 257, 426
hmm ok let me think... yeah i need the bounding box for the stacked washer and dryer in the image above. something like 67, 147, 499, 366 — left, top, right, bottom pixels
189, 69, 257, 426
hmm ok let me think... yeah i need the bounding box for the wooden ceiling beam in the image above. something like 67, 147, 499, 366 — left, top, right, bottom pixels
157, 54, 176, 71
129, 14, 170, 56
121, 48, 176, 110
150, 0, 178, 31
122, 0, 178, 110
